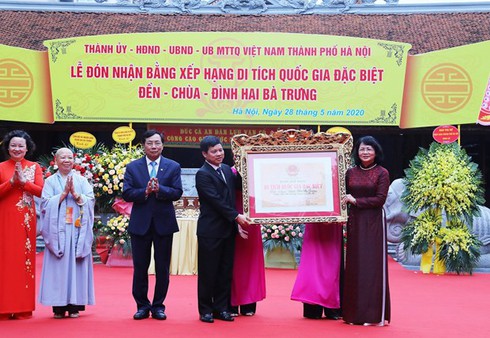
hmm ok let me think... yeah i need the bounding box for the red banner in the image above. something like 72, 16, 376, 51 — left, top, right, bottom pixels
148, 124, 294, 148
477, 77, 490, 126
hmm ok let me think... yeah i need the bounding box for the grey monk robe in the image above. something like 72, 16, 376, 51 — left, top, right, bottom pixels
39, 171, 95, 307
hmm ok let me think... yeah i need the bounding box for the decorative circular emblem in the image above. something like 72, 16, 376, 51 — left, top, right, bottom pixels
287, 165, 299, 176
421, 63, 472, 114
0, 59, 34, 107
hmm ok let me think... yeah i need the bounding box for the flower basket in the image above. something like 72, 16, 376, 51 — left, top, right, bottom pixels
93, 214, 116, 263
401, 142, 485, 274
92, 144, 144, 213
99, 213, 132, 264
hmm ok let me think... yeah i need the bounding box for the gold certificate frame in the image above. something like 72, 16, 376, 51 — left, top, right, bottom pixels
231, 129, 353, 224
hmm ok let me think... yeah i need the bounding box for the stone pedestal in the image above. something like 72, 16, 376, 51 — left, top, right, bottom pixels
264, 247, 297, 269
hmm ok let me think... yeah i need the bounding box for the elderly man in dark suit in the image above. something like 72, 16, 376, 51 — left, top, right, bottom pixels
195, 135, 250, 323
122, 130, 183, 320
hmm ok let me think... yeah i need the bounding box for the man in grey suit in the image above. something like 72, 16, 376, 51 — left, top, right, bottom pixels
195, 135, 250, 323
122, 130, 183, 320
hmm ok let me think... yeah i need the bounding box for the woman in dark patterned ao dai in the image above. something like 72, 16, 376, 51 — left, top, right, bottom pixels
341, 136, 391, 326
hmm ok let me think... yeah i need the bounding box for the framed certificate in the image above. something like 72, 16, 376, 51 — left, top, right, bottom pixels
231, 129, 352, 224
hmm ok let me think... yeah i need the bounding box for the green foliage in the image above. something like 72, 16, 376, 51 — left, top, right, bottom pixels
438, 219, 482, 275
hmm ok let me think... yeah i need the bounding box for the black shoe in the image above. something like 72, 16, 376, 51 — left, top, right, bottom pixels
304, 314, 322, 319
200, 313, 214, 323
68, 311, 79, 318
152, 309, 167, 320
133, 309, 150, 320
326, 314, 341, 320
215, 311, 234, 321
324, 309, 341, 320
53, 313, 65, 319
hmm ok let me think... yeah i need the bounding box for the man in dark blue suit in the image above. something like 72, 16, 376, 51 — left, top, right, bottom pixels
122, 130, 183, 320
195, 135, 250, 323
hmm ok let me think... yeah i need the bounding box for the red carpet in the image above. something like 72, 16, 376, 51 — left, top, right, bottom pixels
2, 252, 489, 337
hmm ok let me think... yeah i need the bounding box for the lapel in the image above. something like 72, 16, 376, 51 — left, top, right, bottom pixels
156, 156, 166, 178
221, 165, 231, 184
137, 157, 151, 179
204, 162, 228, 187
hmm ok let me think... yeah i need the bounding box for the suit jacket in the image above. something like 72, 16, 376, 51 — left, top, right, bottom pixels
122, 156, 183, 236
196, 162, 238, 239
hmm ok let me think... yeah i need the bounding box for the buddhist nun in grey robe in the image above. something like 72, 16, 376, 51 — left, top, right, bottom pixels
39, 148, 95, 318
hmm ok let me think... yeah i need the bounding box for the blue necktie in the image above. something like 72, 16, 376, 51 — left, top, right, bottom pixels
150, 161, 157, 178
216, 167, 225, 182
